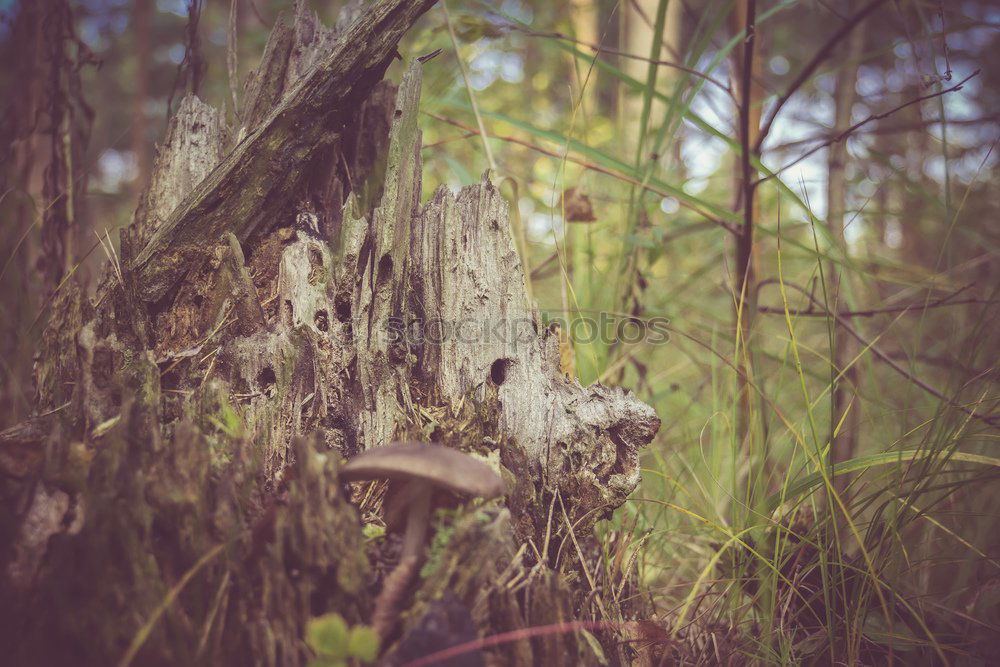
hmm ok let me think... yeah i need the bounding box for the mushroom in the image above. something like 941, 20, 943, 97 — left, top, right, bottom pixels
340, 442, 504, 639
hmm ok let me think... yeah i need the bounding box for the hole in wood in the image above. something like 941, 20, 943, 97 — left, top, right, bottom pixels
309, 246, 323, 270
377, 254, 393, 283
92, 348, 113, 390
315, 309, 329, 332
257, 366, 276, 390
335, 297, 351, 322
490, 358, 511, 386
608, 424, 632, 477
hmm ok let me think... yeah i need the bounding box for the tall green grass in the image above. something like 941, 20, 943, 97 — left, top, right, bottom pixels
417, 0, 1000, 662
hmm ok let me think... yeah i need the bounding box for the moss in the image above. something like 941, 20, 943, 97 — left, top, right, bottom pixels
12, 400, 372, 666
117, 349, 161, 424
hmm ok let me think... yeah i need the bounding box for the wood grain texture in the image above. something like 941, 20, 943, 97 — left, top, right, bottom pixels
132, 0, 438, 304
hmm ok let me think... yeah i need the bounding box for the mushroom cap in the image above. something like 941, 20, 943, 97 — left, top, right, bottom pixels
340, 442, 504, 499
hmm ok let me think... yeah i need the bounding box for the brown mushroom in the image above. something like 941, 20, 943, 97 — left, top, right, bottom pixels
340, 442, 504, 639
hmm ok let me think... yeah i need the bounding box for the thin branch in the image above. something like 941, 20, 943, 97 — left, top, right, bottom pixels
512, 26, 734, 100
757, 69, 980, 184
422, 130, 478, 149
755, 0, 887, 153
423, 111, 740, 235
758, 298, 999, 318
758, 293, 998, 318
884, 351, 992, 379
766, 113, 1000, 153
758, 278, 1000, 428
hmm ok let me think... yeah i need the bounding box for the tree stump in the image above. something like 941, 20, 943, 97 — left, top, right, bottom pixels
1, 2, 660, 664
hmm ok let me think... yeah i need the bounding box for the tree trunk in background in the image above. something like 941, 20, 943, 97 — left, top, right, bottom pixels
0, 2, 659, 665
609, 0, 683, 383
0, 1, 43, 425
730, 0, 764, 510
37, 0, 91, 294
0, 0, 87, 425
827, 20, 866, 489
131, 0, 153, 197
623, 0, 683, 141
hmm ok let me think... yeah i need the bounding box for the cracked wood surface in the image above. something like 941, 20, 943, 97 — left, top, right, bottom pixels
4, 2, 661, 663
131, 0, 438, 304
347, 63, 660, 533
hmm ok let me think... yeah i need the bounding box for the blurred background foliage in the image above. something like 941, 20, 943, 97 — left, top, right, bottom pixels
2, 0, 999, 662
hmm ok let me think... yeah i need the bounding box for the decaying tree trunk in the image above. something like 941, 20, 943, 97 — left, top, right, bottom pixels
1, 1, 659, 664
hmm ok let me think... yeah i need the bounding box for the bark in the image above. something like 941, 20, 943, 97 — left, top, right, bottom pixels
730, 0, 764, 511
130, 0, 153, 196
0, 0, 47, 425
2, 1, 659, 665
38, 0, 92, 292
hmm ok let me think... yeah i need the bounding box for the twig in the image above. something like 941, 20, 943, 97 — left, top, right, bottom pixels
512, 26, 733, 99
402, 621, 616, 667
758, 278, 1000, 428
755, 0, 887, 152
423, 111, 739, 235
757, 284, 995, 317
422, 130, 478, 149
936, 0, 952, 85
758, 69, 980, 184
758, 298, 997, 317
766, 113, 1000, 153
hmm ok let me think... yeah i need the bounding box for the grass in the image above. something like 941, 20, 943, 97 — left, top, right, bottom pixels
417, 0, 1000, 662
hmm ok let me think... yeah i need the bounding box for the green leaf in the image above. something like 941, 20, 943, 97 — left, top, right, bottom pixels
346, 625, 380, 663
306, 613, 349, 659
362, 523, 385, 541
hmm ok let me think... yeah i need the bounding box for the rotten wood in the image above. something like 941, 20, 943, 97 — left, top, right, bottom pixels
3, 2, 661, 664
131, 0, 438, 304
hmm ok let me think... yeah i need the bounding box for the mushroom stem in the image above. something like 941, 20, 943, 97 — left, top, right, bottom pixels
371, 554, 420, 640
372, 480, 431, 640
339, 442, 505, 642
400, 481, 431, 561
